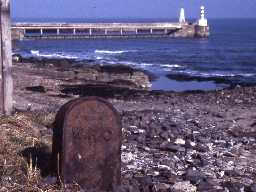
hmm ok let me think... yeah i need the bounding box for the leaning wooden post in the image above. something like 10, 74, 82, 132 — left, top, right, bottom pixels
0, 0, 13, 115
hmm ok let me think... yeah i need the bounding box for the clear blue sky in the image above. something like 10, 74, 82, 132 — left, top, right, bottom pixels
11, 0, 256, 19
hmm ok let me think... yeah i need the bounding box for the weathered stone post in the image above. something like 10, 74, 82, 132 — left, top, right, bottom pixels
52, 97, 122, 191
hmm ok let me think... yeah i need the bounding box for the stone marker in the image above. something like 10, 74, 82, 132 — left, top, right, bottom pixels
52, 97, 122, 191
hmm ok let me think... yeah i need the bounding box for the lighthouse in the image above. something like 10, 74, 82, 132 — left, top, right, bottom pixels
195, 6, 210, 37
198, 6, 208, 27
179, 8, 186, 24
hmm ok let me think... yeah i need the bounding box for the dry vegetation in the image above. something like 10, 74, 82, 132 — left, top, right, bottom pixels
0, 112, 70, 191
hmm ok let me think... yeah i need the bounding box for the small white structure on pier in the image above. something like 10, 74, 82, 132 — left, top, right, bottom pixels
179, 8, 186, 24
198, 6, 208, 27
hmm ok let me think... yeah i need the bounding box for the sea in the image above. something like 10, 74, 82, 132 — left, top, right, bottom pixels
13, 18, 256, 91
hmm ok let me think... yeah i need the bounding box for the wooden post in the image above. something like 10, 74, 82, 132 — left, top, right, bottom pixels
0, 2, 3, 114
0, 0, 13, 115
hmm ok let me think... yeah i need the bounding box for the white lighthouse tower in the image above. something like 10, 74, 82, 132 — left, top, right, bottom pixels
179, 8, 186, 24
198, 6, 208, 27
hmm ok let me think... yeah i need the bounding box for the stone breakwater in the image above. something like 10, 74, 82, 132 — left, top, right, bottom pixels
12, 22, 209, 40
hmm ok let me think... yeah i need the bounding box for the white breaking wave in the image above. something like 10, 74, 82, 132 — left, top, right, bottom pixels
27, 50, 256, 79
120, 61, 140, 66
30, 50, 40, 56
104, 61, 180, 73
140, 63, 154, 67
95, 50, 136, 54
117, 61, 166, 73
161, 64, 183, 71
174, 69, 255, 78
30, 50, 78, 59
95, 56, 103, 60
161, 64, 181, 68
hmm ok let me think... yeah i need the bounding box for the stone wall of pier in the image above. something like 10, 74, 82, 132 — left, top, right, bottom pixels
194, 25, 210, 38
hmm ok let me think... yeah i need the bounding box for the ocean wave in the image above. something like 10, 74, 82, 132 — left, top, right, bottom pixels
26, 50, 256, 80
201, 72, 254, 78
94, 50, 135, 54
119, 61, 140, 66
161, 64, 183, 71
103, 61, 175, 73
172, 70, 256, 78
95, 56, 103, 60
161, 64, 181, 68
94, 60, 157, 70
30, 50, 78, 59
140, 63, 154, 67
30, 50, 40, 56
167, 70, 256, 85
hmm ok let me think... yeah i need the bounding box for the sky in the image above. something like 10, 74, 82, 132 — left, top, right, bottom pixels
11, 0, 256, 19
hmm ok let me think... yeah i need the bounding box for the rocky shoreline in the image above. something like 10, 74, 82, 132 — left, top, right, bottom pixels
2, 58, 256, 191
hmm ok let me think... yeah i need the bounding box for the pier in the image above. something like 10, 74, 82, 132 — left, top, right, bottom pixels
11, 7, 210, 40
12, 22, 184, 40
12, 22, 209, 40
